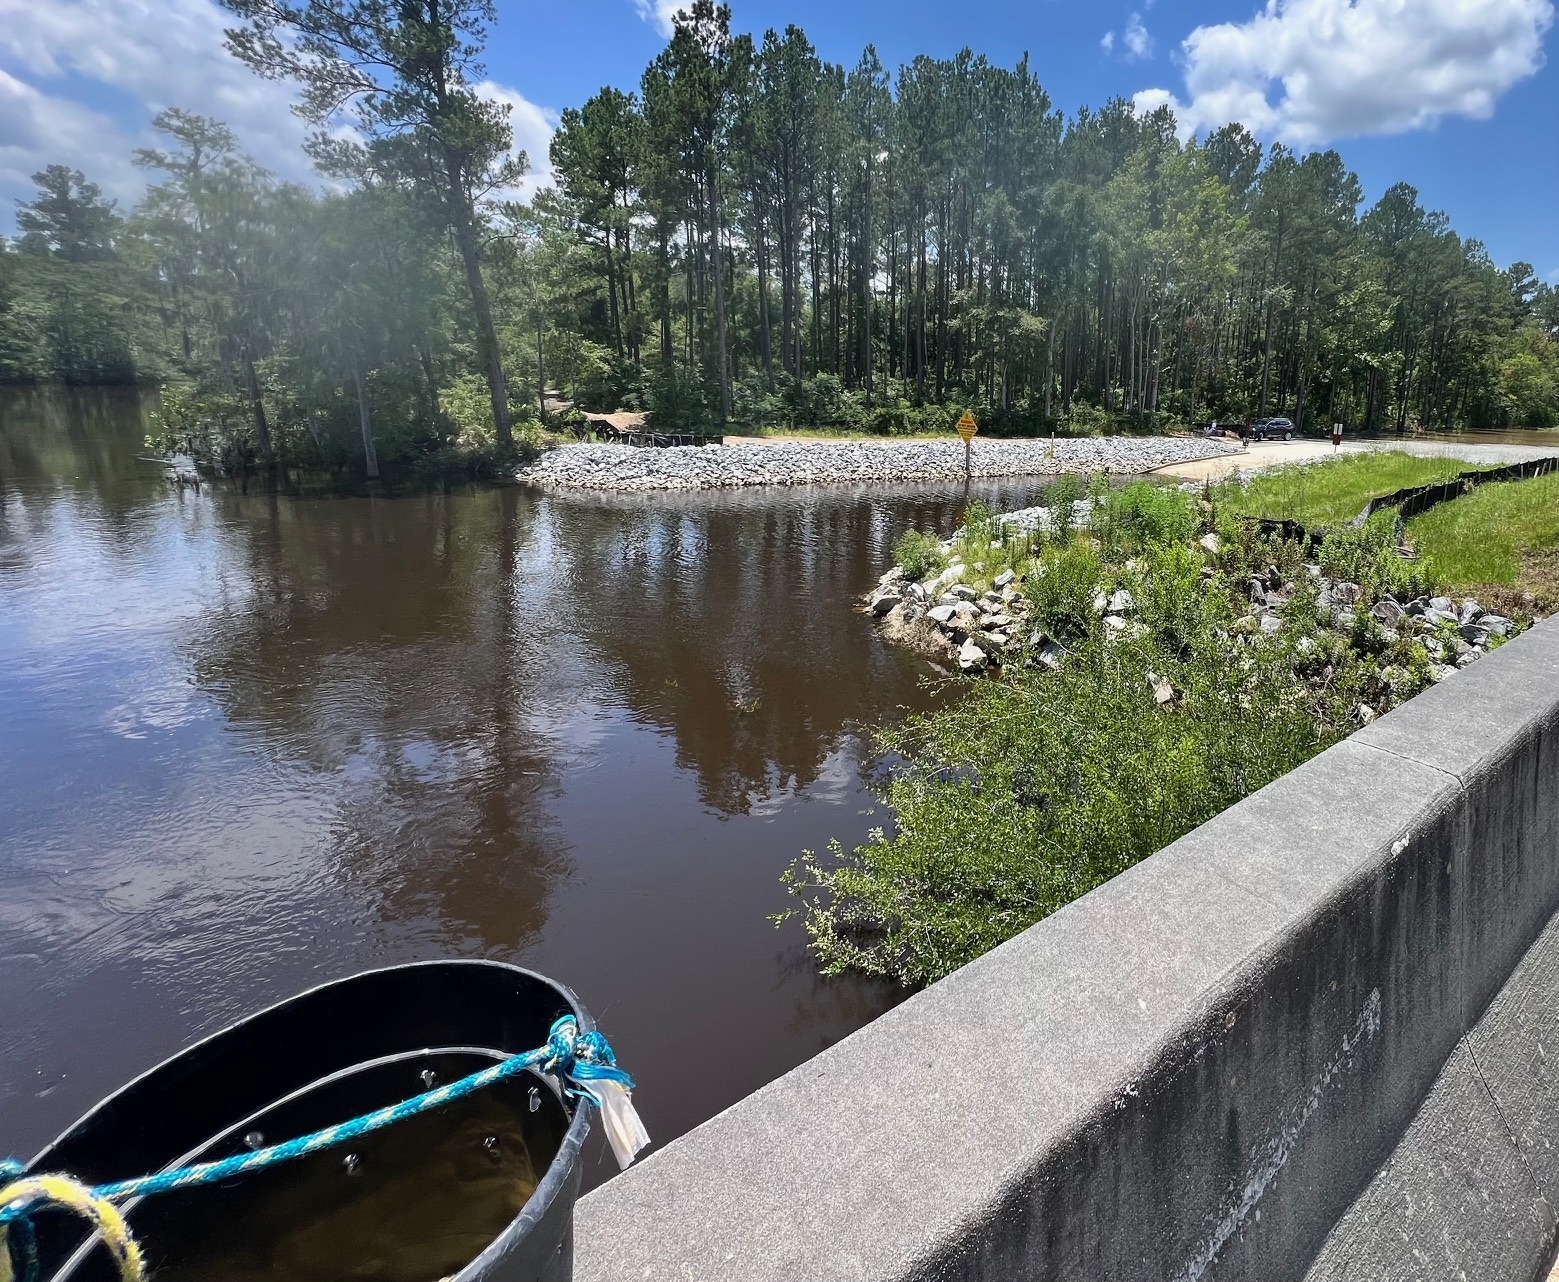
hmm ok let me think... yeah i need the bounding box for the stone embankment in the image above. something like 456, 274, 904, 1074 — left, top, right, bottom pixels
515, 436, 1240, 492
872, 540, 1512, 684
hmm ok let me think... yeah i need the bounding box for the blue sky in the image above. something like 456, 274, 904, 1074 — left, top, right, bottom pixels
2, 0, 1555, 279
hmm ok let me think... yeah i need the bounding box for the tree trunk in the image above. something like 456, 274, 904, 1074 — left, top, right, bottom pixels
241, 343, 273, 463
351, 353, 380, 480
757, 222, 773, 388
710, 172, 732, 424
658, 224, 673, 363
603, 234, 623, 357
862, 190, 873, 409
910, 201, 922, 399
444, 157, 512, 448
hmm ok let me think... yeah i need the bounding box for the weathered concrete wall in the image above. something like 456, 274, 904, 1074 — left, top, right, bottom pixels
576, 618, 1559, 1282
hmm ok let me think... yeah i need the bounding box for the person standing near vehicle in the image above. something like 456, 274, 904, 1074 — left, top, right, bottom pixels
1332, 421, 1343, 453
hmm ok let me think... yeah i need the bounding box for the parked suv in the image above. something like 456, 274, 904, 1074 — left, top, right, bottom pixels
1252, 416, 1295, 441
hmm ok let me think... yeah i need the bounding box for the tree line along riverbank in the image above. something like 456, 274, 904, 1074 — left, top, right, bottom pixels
4, 1, 1557, 486
782, 454, 1553, 986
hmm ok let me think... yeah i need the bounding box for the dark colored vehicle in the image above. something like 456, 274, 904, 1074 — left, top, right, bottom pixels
1252, 417, 1295, 441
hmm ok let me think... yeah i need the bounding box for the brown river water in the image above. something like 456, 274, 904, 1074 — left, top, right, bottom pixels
0, 386, 1076, 1196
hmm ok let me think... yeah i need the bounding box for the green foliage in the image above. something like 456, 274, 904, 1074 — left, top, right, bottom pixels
785, 624, 1344, 986
10, 0, 1558, 470
893, 529, 946, 582
1106, 481, 1197, 550
1136, 540, 1212, 649
15, 166, 120, 263
645, 360, 712, 432
1062, 401, 1111, 436
1024, 538, 1103, 637
439, 373, 500, 450
1492, 324, 1559, 428
790, 476, 1496, 985
859, 400, 956, 437
1318, 511, 1431, 602
961, 499, 995, 549
1045, 473, 1084, 539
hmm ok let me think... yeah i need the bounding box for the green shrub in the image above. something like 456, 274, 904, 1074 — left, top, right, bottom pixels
1046, 474, 1084, 539
1026, 539, 1102, 637
645, 361, 712, 433
1319, 511, 1431, 603
783, 625, 1345, 986
894, 529, 946, 582
961, 499, 995, 549
1108, 481, 1197, 550
1063, 401, 1111, 436
1137, 541, 1210, 650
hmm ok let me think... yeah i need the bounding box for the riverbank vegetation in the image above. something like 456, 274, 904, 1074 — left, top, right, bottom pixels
3, 3, 1558, 481
787, 475, 1527, 985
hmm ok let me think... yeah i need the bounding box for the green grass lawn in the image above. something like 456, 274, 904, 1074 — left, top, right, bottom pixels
1407, 471, 1559, 600
1218, 452, 1474, 527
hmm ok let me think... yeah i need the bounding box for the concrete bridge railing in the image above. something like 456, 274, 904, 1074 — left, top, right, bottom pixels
576, 617, 1559, 1282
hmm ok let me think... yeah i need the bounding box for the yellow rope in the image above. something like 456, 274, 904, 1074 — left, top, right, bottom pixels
0, 1174, 143, 1282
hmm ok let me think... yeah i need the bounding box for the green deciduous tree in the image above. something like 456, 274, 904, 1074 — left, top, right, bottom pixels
221, 0, 525, 448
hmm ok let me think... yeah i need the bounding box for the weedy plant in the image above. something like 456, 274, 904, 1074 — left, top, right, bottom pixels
782, 621, 1357, 986
893, 529, 947, 582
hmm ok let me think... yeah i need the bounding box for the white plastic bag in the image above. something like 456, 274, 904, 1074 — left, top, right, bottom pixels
581, 1078, 650, 1170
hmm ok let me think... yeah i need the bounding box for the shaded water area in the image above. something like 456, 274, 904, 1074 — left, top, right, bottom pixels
0, 386, 1067, 1195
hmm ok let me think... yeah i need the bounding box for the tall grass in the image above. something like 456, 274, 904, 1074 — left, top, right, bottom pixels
1218, 452, 1471, 527
1409, 471, 1559, 588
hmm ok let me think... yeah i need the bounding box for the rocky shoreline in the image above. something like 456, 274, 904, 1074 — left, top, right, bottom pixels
866, 496, 1523, 732
873, 548, 1513, 684
515, 436, 1240, 492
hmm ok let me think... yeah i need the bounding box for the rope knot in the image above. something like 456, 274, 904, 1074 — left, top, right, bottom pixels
541, 1016, 579, 1077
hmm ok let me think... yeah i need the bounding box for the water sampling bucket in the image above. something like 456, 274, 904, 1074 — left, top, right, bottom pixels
4, 961, 622, 1282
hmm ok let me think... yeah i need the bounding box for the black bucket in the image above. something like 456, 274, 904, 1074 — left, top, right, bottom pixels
16, 961, 592, 1282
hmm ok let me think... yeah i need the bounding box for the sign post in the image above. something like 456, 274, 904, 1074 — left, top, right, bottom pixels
956, 410, 978, 484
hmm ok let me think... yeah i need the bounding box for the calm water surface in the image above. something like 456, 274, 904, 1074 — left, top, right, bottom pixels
0, 387, 1066, 1192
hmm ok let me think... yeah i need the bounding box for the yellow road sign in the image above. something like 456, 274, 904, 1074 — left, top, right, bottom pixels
955, 411, 978, 442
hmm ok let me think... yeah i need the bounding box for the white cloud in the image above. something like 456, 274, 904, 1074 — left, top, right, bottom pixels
474, 80, 559, 202
0, 69, 141, 216
1124, 12, 1155, 60
1135, 0, 1554, 145
0, 0, 314, 207
1102, 30, 1118, 52
632, 0, 686, 38
0, 0, 556, 225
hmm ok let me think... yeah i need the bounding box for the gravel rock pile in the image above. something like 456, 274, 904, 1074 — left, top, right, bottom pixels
516, 436, 1241, 492
870, 530, 1518, 691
